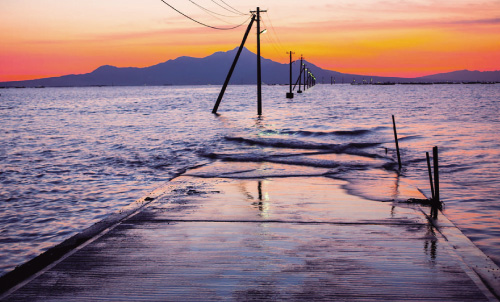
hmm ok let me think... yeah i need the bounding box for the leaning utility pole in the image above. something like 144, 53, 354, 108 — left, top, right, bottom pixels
212, 15, 256, 114
212, 8, 266, 115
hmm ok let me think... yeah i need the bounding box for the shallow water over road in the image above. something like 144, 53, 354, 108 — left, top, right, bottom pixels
1, 84, 499, 275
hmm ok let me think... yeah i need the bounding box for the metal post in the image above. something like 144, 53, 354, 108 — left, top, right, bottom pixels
256, 7, 262, 115
212, 15, 256, 114
392, 115, 402, 170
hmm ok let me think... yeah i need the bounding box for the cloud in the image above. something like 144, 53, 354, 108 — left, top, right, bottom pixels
449, 17, 500, 25
280, 16, 500, 34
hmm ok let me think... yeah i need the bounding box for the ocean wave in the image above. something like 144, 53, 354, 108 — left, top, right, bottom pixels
260, 129, 374, 137
225, 136, 382, 152
201, 151, 393, 172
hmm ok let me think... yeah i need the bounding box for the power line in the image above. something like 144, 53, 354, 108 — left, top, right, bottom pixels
187, 0, 247, 19
159, 0, 251, 30
263, 12, 286, 53
210, 0, 247, 16
260, 18, 287, 61
217, 0, 247, 15
187, 0, 248, 26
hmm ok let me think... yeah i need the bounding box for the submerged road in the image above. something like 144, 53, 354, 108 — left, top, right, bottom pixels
1, 162, 499, 301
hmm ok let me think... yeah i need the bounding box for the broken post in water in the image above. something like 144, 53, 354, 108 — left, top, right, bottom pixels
426, 151, 435, 200
392, 115, 402, 170
431, 146, 441, 218
433, 146, 440, 203
286, 51, 294, 99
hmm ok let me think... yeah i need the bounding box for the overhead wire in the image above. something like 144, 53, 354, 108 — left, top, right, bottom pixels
187, 0, 248, 19
159, 0, 251, 30
159, 0, 289, 62
216, 0, 248, 16
263, 11, 287, 52
187, 0, 248, 26
260, 16, 287, 61
210, 0, 247, 16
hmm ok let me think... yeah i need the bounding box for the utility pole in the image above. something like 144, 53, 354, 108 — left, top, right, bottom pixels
286, 51, 294, 98
297, 55, 303, 93
256, 7, 262, 115
304, 67, 307, 90
212, 15, 256, 114
250, 7, 266, 115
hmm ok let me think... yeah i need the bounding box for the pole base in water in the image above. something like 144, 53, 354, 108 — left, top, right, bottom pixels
286, 92, 294, 99
297, 90, 302, 94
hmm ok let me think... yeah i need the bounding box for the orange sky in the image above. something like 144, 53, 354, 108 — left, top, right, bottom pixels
1, 0, 500, 82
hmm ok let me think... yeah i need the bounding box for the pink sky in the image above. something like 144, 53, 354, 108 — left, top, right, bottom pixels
1, 0, 500, 81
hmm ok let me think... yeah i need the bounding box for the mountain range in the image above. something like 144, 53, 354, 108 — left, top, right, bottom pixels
1, 47, 499, 87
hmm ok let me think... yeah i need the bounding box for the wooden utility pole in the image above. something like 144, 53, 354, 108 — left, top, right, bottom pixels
212, 15, 256, 114
304, 66, 308, 91
251, 7, 266, 115
286, 51, 295, 98
297, 55, 303, 93
213, 8, 266, 115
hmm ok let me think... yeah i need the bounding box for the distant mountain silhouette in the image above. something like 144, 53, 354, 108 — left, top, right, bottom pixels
1, 47, 499, 87
417, 70, 500, 82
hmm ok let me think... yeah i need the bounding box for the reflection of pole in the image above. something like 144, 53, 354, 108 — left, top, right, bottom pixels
212, 15, 256, 114
258, 180, 263, 201
256, 7, 262, 115
286, 51, 294, 98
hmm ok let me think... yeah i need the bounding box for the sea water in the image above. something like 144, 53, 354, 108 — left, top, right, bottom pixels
0, 84, 499, 276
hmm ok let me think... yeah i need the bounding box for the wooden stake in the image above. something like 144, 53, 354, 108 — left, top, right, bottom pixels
433, 146, 439, 203
426, 152, 435, 200
431, 146, 440, 219
392, 115, 402, 170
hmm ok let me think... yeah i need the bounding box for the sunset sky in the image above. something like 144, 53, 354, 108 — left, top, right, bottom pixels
1, 0, 500, 81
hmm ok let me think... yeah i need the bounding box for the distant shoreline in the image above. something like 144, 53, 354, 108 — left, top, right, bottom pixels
1, 81, 499, 89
